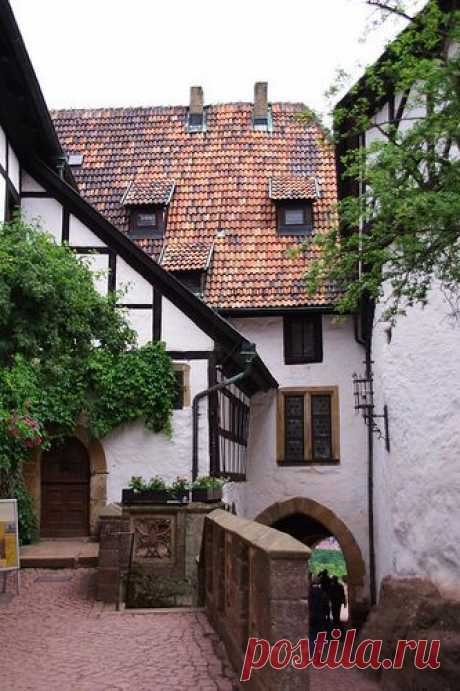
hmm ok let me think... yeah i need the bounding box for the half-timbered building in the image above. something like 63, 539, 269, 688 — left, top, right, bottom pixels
0, 0, 370, 611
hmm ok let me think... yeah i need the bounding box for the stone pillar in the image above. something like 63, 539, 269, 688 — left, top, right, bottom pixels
96, 508, 131, 604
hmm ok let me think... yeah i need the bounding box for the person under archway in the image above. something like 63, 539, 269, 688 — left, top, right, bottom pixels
329, 575, 347, 627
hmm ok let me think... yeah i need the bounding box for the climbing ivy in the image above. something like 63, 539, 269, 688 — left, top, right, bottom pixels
0, 218, 177, 542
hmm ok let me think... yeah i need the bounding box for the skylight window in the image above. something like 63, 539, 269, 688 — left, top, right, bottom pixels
68, 153, 84, 166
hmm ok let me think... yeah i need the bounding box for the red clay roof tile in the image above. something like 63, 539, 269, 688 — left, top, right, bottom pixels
161, 241, 213, 272
269, 175, 318, 200
123, 177, 175, 206
52, 102, 337, 309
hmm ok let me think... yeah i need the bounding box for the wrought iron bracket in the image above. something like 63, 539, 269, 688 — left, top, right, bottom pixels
353, 372, 390, 452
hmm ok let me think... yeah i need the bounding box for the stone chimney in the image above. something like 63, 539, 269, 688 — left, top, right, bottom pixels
190, 86, 204, 117
254, 82, 268, 120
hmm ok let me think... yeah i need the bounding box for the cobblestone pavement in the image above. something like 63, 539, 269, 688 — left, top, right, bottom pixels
0, 569, 237, 691
0, 569, 379, 691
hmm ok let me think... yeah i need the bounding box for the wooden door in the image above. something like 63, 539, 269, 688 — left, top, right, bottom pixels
41, 437, 90, 537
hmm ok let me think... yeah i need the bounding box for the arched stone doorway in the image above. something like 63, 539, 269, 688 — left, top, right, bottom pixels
24, 427, 108, 537
255, 497, 367, 623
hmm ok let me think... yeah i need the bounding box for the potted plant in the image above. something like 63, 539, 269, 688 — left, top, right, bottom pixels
191, 476, 226, 503
122, 475, 170, 504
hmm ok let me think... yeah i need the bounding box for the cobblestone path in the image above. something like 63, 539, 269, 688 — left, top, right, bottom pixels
0, 569, 236, 691
0, 569, 379, 691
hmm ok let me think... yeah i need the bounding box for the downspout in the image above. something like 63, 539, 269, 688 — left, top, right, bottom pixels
365, 339, 377, 606
356, 127, 377, 606
354, 300, 377, 606
192, 344, 257, 481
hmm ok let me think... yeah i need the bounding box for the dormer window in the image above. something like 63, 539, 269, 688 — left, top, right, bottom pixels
277, 202, 313, 236
129, 207, 164, 239
122, 177, 175, 239
172, 270, 203, 295
160, 241, 212, 297
269, 175, 319, 236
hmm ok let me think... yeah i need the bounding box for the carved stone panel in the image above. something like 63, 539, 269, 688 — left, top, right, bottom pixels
133, 516, 175, 564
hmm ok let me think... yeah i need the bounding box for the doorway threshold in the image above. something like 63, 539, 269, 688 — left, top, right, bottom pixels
20, 540, 99, 569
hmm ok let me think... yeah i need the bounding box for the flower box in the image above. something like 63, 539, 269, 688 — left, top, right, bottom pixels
191, 487, 222, 503
121, 489, 188, 505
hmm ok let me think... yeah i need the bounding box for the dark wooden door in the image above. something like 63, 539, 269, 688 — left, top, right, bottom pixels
41, 437, 90, 537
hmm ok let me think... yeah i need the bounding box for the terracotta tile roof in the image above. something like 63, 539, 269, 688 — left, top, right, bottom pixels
51, 102, 338, 309
161, 241, 213, 272
269, 175, 318, 200
122, 176, 175, 206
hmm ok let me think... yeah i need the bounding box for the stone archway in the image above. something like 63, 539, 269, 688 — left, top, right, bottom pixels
256, 497, 367, 623
24, 425, 108, 537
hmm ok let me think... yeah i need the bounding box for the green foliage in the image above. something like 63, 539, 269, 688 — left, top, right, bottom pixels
301, 1, 460, 323
191, 475, 227, 490
128, 476, 168, 492
170, 476, 190, 496
309, 549, 347, 578
126, 571, 191, 608
0, 218, 176, 541
127, 474, 227, 495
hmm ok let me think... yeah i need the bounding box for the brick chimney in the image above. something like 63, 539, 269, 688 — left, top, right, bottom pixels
188, 86, 204, 131
254, 82, 268, 120
190, 86, 204, 116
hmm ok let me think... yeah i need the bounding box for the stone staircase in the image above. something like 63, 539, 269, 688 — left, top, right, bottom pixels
20, 539, 99, 568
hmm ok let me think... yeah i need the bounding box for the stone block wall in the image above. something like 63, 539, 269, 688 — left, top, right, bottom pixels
96, 512, 131, 604
96, 502, 223, 607
202, 509, 311, 691
359, 576, 460, 691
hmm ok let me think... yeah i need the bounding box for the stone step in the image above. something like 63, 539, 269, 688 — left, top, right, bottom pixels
20, 540, 99, 569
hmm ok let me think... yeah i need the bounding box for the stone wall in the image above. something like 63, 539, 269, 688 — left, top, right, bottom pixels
359, 576, 460, 690
96, 502, 222, 607
202, 509, 311, 691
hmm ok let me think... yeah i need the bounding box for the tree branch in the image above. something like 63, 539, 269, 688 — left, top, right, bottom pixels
366, 0, 416, 25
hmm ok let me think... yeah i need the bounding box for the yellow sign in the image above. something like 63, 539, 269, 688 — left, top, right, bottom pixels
0, 500, 19, 571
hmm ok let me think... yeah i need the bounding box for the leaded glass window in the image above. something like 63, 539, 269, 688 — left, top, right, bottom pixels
311, 394, 332, 460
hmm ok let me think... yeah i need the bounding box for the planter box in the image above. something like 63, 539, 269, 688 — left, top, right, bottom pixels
122, 489, 188, 505
122, 488, 222, 505
191, 487, 222, 503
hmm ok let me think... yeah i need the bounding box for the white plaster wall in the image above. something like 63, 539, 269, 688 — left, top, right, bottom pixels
15, 168, 214, 501
69, 215, 106, 247
103, 358, 210, 500
0, 126, 6, 170
21, 172, 46, 193
21, 196, 63, 243
364, 91, 460, 601
0, 176, 5, 223
225, 315, 369, 587
116, 256, 153, 304
372, 287, 460, 600
162, 298, 213, 350
77, 253, 109, 296
122, 308, 153, 346
8, 146, 20, 193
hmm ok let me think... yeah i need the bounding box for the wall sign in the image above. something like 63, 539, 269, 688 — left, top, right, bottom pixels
0, 499, 20, 594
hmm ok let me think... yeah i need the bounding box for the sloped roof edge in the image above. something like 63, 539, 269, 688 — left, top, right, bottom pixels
26, 156, 278, 393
